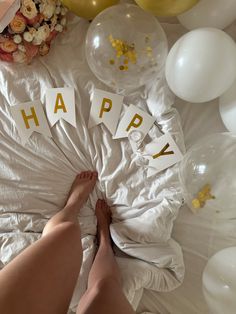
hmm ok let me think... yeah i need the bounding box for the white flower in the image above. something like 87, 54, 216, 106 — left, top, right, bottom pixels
40, 0, 56, 19
13, 51, 27, 63
18, 44, 26, 52
55, 24, 63, 32
60, 17, 66, 27
32, 24, 50, 45
61, 7, 68, 16
20, 0, 38, 19
23, 32, 34, 42
50, 14, 58, 29
55, 6, 61, 15
13, 35, 22, 44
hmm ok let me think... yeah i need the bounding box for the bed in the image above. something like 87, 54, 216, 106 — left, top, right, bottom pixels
136, 19, 236, 314
0, 6, 235, 314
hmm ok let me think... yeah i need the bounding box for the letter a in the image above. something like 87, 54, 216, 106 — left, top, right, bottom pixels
126, 114, 143, 132
21, 107, 39, 129
99, 98, 112, 118
54, 93, 67, 113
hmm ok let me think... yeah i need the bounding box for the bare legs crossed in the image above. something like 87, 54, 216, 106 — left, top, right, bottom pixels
0, 171, 135, 314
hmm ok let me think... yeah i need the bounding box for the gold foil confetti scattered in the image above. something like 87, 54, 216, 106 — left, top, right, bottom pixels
192, 184, 215, 210
108, 34, 137, 71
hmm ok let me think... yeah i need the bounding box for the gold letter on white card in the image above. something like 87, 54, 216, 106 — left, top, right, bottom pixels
114, 104, 155, 143
144, 133, 183, 177
21, 107, 39, 129
10, 100, 52, 145
99, 98, 113, 118
88, 89, 123, 135
126, 114, 143, 132
46, 87, 76, 127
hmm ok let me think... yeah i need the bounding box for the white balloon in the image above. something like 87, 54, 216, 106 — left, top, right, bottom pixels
165, 28, 236, 103
219, 80, 236, 133
178, 0, 236, 30
202, 247, 236, 314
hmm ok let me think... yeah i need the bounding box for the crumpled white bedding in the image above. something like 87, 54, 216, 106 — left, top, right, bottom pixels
137, 18, 236, 314
0, 13, 185, 313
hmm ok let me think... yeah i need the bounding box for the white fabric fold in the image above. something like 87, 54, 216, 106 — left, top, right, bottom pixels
0, 13, 185, 312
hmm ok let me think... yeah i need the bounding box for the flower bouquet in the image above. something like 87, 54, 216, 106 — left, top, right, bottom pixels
0, 0, 68, 63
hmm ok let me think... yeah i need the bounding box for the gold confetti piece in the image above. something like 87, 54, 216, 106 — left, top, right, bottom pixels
192, 198, 201, 209
191, 183, 215, 210
124, 65, 128, 71
108, 34, 137, 68
109, 59, 115, 65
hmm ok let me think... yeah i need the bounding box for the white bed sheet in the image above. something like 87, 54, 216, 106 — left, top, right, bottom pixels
0, 12, 186, 314
137, 19, 236, 314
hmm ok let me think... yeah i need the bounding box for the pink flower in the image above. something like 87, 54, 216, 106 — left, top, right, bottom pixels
0, 39, 18, 53
24, 42, 39, 61
9, 13, 27, 34
46, 30, 58, 43
26, 14, 41, 26
0, 52, 13, 62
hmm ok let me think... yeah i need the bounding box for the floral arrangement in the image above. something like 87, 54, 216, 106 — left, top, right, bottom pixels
0, 0, 68, 63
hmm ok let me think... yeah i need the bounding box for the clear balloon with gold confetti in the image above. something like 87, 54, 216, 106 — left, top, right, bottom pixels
179, 133, 236, 219
85, 3, 168, 93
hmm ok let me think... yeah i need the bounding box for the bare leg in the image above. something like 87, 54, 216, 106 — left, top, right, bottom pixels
77, 199, 135, 314
0, 171, 97, 314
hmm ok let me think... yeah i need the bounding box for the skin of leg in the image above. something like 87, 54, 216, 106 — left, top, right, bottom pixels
0, 171, 97, 314
0, 221, 82, 314
77, 200, 135, 314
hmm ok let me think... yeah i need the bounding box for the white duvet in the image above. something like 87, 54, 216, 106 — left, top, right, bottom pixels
0, 14, 185, 312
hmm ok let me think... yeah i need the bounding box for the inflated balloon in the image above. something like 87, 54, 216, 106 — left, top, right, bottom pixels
86, 4, 168, 93
134, 0, 199, 17
203, 247, 236, 314
165, 28, 236, 103
179, 133, 236, 218
178, 0, 236, 30
219, 80, 236, 133
60, 0, 119, 20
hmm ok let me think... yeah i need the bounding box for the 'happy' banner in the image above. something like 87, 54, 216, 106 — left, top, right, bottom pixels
10, 87, 183, 175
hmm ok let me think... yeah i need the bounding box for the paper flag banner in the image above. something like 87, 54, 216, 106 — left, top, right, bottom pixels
113, 104, 155, 142
0, 0, 20, 33
46, 87, 76, 127
10, 100, 52, 145
88, 88, 124, 135
145, 133, 183, 177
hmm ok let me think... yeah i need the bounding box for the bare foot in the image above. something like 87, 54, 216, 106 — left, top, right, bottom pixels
66, 171, 98, 208
95, 199, 112, 246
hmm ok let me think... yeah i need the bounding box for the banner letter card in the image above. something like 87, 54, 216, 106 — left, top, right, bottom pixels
113, 104, 155, 144
10, 100, 52, 145
88, 88, 124, 135
145, 133, 183, 177
46, 87, 76, 127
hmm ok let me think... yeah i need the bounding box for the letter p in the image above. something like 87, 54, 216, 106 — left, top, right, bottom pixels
126, 114, 143, 132
99, 98, 112, 119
